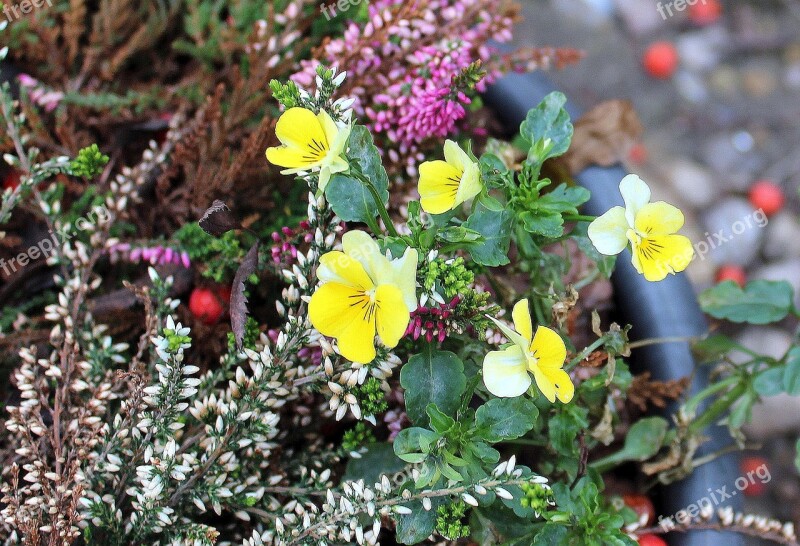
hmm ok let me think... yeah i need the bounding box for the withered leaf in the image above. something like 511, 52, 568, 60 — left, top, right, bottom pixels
199, 199, 241, 237
231, 241, 260, 350
562, 99, 642, 174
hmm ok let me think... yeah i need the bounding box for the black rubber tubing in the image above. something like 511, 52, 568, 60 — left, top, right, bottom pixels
484, 70, 745, 546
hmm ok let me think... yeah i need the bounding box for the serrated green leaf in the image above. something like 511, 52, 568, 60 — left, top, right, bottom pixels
520, 92, 573, 162
784, 348, 800, 395
463, 202, 513, 266
754, 367, 784, 396
395, 499, 440, 544
699, 280, 794, 324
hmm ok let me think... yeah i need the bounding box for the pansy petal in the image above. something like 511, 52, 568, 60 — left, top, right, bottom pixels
266, 146, 321, 169
390, 247, 419, 312
511, 299, 533, 342
309, 283, 377, 363
418, 160, 462, 214
482, 345, 531, 398
619, 174, 651, 227
634, 234, 694, 282
529, 326, 567, 370
530, 365, 557, 403
317, 109, 340, 146
539, 367, 574, 403
635, 201, 685, 236
277, 107, 328, 151
588, 206, 629, 256
317, 251, 373, 289
488, 316, 530, 353
342, 230, 390, 283
443, 139, 470, 172
454, 162, 482, 206
374, 284, 409, 349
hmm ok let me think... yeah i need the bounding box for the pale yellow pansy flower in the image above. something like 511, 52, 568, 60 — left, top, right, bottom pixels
483, 299, 574, 403
418, 140, 482, 214
265, 107, 350, 192
588, 174, 694, 282
309, 230, 418, 364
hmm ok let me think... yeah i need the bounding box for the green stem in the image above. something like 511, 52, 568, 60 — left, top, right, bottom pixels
563, 214, 596, 223
565, 335, 609, 371
627, 335, 699, 350
688, 382, 747, 434
351, 170, 399, 237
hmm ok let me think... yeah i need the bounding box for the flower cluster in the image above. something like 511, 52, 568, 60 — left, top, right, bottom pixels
269, 221, 313, 267
292, 0, 518, 173
108, 242, 191, 268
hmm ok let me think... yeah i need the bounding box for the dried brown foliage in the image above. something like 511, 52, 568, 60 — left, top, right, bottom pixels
628, 371, 691, 412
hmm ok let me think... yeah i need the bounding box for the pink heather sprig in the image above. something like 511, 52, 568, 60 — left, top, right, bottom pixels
404, 295, 462, 343
269, 221, 313, 267
292, 0, 517, 173
17, 74, 64, 113
108, 243, 190, 268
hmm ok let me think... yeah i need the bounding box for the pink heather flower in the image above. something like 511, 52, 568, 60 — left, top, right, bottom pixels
108, 243, 190, 268
404, 295, 462, 343
17, 74, 64, 113
269, 221, 314, 268
291, 0, 516, 173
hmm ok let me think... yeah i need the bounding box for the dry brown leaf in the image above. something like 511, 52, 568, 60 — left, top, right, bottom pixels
562, 99, 642, 174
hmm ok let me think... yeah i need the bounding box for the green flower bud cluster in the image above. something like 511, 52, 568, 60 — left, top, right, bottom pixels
421, 257, 474, 299
435, 501, 470, 540
163, 328, 192, 352
70, 144, 109, 179
341, 422, 375, 452
351, 377, 388, 417
519, 482, 554, 515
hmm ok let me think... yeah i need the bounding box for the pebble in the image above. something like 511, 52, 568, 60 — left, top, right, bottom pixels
702, 134, 763, 190
665, 159, 718, 208
762, 212, 800, 260
708, 64, 740, 96
700, 198, 764, 266
613, 0, 665, 35
676, 28, 727, 72
741, 62, 780, 98
674, 70, 709, 103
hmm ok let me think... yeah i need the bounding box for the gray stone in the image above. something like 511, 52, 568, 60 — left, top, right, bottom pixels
676, 28, 728, 73
665, 159, 718, 208
702, 133, 764, 191
675, 70, 709, 103
700, 198, 764, 266
762, 212, 800, 261
613, 0, 665, 35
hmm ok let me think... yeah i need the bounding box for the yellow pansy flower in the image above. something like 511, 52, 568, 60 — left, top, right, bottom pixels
483, 299, 573, 403
309, 230, 418, 363
265, 107, 350, 191
418, 140, 482, 214
588, 174, 694, 282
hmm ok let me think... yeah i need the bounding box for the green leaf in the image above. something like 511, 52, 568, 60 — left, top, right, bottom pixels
519, 183, 590, 238
572, 222, 616, 278
324, 126, 389, 223
393, 427, 439, 463
548, 405, 590, 456
479, 153, 513, 189
520, 92, 574, 162
475, 397, 539, 443
344, 442, 407, 484
784, 348, 800, 395
426, 404, 456, 434
463, 202, 513, 266
400, 348, 466, 426
754, 367, 784, 396
591, 417, 668, 472
395, 499, 440, 544
692, 334, 739, 362
699, 280, 794, 324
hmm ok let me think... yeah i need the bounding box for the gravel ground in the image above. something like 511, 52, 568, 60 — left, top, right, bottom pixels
511, 1, 800, 541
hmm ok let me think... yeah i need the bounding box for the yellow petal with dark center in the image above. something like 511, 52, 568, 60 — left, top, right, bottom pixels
374, 284, 409, 349
633, 234, 695, 282
308, 282, 377, 363
532, 366, 574, 403
317, 251, 374, 290
529, 326, 567, 370
418, 160, 463, 214
635, 201, 685, 236
266, 107, 329, 169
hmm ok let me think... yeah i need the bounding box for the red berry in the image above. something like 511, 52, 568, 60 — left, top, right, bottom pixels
189, 285, 231, 325
638, 535, 667, 546
623, 493, 656, 526
715, 265, 746, 287
689, 0, 722, 26
748, 180, 784, 216
643, 42, 679, 79
3, 169, 20, 191
739, 456, 769, 497
628, 143, 648, 165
